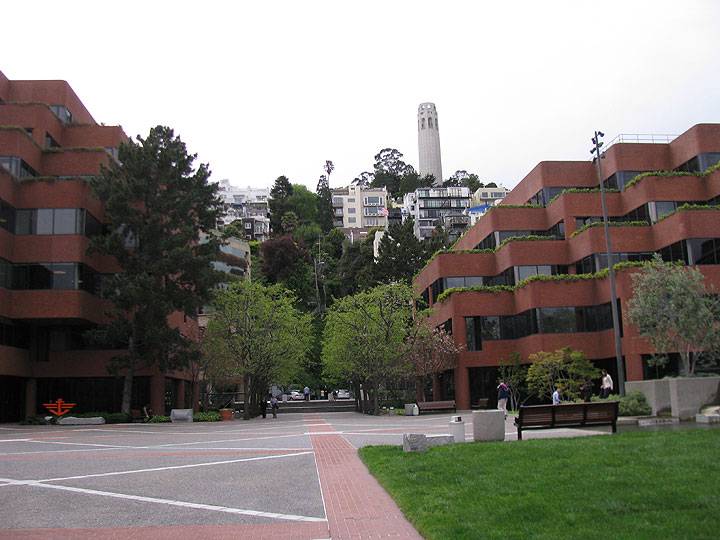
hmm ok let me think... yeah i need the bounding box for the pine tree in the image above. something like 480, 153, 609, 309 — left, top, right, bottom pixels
269, 175, 293, 235
316, 173, 334, 233
374, 217, 426, 284
88, 126, 223, 413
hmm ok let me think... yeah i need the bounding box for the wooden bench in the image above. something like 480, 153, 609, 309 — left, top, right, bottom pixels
416, 400, 456, 414
471, 398, 489, 410
514, 401, 619, 440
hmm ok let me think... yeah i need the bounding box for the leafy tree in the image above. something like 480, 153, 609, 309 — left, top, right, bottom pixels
269, 176, 293, 235
316, 172, 334, 233
352, 171, 375, 187
280, 211, 299, 234
627, 255, 720, 376
498, 353, 529, 411
403, 323, 461, 402
203, 280, 311, 419
88, 125, 223, 413
485, 182, 498, 188
260, 235, 315, 308
335, 234, 376, 295
375, 217, 426, 284
286, 184, 319, 225
322, 283, 415, 414
526, 348, 600, 402
444, 170, 483, 193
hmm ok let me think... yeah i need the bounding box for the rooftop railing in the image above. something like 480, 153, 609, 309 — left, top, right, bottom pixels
602, 133, 678, 151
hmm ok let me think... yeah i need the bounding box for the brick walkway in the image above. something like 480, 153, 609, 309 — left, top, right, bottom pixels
306, 415, 422, 539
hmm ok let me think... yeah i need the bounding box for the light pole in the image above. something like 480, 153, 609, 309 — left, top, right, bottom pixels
591, 131, 625, 396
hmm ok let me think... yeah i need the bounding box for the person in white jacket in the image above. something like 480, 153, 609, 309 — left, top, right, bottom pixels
600, 370, 614, 398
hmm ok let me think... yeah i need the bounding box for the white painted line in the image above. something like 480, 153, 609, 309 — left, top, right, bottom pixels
0, 478, 325, 522
151, 433, 306, 448
0, 438, 31, 443
37, 451, 314, 483
27, 440, 148, 449
303, 431, 342, 435
0, 447, 122, 457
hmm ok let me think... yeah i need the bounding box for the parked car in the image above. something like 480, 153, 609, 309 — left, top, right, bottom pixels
290, 390, 304, 401
336, 389, 351, 399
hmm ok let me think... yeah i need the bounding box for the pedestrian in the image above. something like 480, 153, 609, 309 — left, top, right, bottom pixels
270, 394, 279, 418
260, 394, 269, 419
552, 385, 562, 405
600, 370, 614, 399
497, 380, 510, 417
303, 386, 310, 401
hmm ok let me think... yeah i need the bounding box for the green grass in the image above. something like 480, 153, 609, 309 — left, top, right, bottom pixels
359, 429, 720, 539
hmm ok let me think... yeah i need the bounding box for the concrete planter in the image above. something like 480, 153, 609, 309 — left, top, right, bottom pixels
219, 408, 234, 421
627, 376, 720, 420
472, 410, 505, 442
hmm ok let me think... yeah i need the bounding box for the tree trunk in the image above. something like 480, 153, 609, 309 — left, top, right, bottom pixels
372, 383, 379, 415
415, 376, 425, 402
121, 365, 134, 414
243, 373, 251, 420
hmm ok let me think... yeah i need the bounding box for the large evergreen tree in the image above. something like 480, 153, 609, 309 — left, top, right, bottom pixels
269, 175, 293, 235
316, 173, 334, 233
375, 217, 427, 284
89, 126, 223, 413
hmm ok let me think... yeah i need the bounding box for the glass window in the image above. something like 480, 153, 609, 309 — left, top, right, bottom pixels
481, 316, 501, 340
538, 307, 576, 333
465, 317, 482, 351
15, 209, 35, 234
445, 277, 465, 289
465, 276, 483, 287
29, 264, 54, 289
348, 207, 356, 214
428, 117, 433, 129
0, 258, 10, 288
688, 238, 720, 265
52, 263, 77, 289
36, 209, 54, 235
655, 201, 676, 220
348, 217, 356, 223
347, 198, 355, 203
0, 199, 15, 232
53, 209, 79, 234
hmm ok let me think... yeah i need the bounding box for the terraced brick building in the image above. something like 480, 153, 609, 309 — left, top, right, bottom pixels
414, 124, 720, 410
0, 71, 198, 421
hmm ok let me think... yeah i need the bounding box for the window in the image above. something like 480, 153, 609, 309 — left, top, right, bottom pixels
348, 217, 356, 224
45, 132, 60, 149
15, 209, 35, 234
49, 105, 73, 124
348, 207, 356, 214
687, 238, 720, 265
538, 307, 576, 334
475, 233, 496, 250
347, 198, 355, 203
428, 117, 434, 129
602, 171, 643, 191
0, 198, 15, 232
332, 197, 344, 206
465, 317, 482, 351
421, 118, 426, 129
364, 196, 383, 206
0, 156, 38, 178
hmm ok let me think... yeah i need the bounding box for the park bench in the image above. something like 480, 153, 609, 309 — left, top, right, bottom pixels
471, 398, 489, 409
417, 400, 456, 414
514, 401, 619, 440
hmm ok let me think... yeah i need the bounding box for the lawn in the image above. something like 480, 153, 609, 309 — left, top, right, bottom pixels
359, 429, 720, 539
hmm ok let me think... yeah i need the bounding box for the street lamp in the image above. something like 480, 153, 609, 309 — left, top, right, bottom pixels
590, 131, 625, 396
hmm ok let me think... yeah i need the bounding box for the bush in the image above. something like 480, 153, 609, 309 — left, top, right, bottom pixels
148, 415, 171, 423
194, 411, 221, 422
20, 415, 50, 425
593, 391, 651, 416
71, 411, 130, 424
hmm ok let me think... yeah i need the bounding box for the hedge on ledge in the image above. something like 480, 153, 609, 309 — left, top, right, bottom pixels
624, 161, 720, 190
435, 261, 648, 303
570, 220, 650, 238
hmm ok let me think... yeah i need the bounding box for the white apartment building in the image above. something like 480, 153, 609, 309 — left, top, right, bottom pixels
216, 180, 271, 241
331, 185, 388, 229
472, 185, 510, 206
403, 186, 471, 240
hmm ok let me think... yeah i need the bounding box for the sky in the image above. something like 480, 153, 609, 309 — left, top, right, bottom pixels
2, 1, 720, 191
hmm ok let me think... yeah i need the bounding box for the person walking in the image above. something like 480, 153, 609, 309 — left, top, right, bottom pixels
303, 386, 310, 401
497, 380, 510, 417
552, 385, 562, 405
600, 370, 614, 399
270, 394, 279, 418
260, 394, 269, 419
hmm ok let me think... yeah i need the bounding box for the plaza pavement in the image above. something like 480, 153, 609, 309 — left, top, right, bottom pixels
0, 410, 610, 539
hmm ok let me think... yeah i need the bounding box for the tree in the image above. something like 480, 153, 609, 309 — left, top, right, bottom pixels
280, 211, 299, 234
403, 323, 461, 402
375, 217, 426, 284
352, 171, 374, 187
322, 283, 415, 414
269, 176, 294, 235
203, 280, 311, 419
526, 348, 600, 402
316, 172, 334, 233
286, 184, 319, 225
444, 170, 483, 193
260, 235, 315, 308
498, 353, 529, 411
627, 256, 720, 376
88, 126, 223, 413
335, 234, 376, 296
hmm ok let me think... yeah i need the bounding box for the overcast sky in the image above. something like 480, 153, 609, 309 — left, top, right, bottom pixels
3, 1, 719, 191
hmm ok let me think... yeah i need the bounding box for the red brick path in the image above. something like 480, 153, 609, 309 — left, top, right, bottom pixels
306, 414, 422, 539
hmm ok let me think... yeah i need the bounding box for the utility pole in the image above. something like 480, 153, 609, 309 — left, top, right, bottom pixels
591, 131, 625, 396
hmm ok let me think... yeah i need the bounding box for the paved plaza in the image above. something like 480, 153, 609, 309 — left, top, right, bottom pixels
0, 412, 610, 539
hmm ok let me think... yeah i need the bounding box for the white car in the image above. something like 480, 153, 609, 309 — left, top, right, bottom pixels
289, 391, 304, 401
336, 389, 350, 399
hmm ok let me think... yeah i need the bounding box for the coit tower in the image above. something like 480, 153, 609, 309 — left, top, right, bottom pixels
417, 102, 443, 186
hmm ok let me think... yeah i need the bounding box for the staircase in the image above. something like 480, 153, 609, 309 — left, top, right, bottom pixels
278, 399, 356, 414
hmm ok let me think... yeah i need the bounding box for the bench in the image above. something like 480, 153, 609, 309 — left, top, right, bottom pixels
514, 401, 619, 440
471, 398, 489, 410
417, 400, 456, 414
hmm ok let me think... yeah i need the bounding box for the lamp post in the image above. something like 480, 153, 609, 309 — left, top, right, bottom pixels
591, 131, 626, 396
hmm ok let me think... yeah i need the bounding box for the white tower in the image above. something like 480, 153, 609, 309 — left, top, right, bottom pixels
417, 102, 443, 186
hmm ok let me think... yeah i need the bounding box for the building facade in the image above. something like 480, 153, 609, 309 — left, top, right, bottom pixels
0, 71, 198, 421
217, 180, 271, 241
417, 102, 443, 186
413, 123, 720, 410
403, 186, 471, 240
331, 185, 388, 229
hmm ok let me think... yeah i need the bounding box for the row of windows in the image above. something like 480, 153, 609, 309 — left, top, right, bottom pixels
0, 201, 102, 237
0, 156, 38, 178
465, 302, 618, 351
419, 117, 438, 130
417, 188, 467, 198
575, 197, 720, 229
419, 199, 470, 209
0, 321, 30, 349
0, 259, 108, 295
475, 223, 566, 250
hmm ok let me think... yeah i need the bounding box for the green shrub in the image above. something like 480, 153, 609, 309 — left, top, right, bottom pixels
20, 415, 50, 425
570, 220, 649, 238
194, 411, 221, 422
594, 391, 651, 416
71, 411, 130, 424
148, 415, 171, 423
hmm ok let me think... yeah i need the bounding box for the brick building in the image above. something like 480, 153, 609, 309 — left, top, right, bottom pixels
414, 124, 720, 410
0, 71, 198, 421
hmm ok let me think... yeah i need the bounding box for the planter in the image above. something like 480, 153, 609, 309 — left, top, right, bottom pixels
627, 376, 720, 420
219, 408, 234, 421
